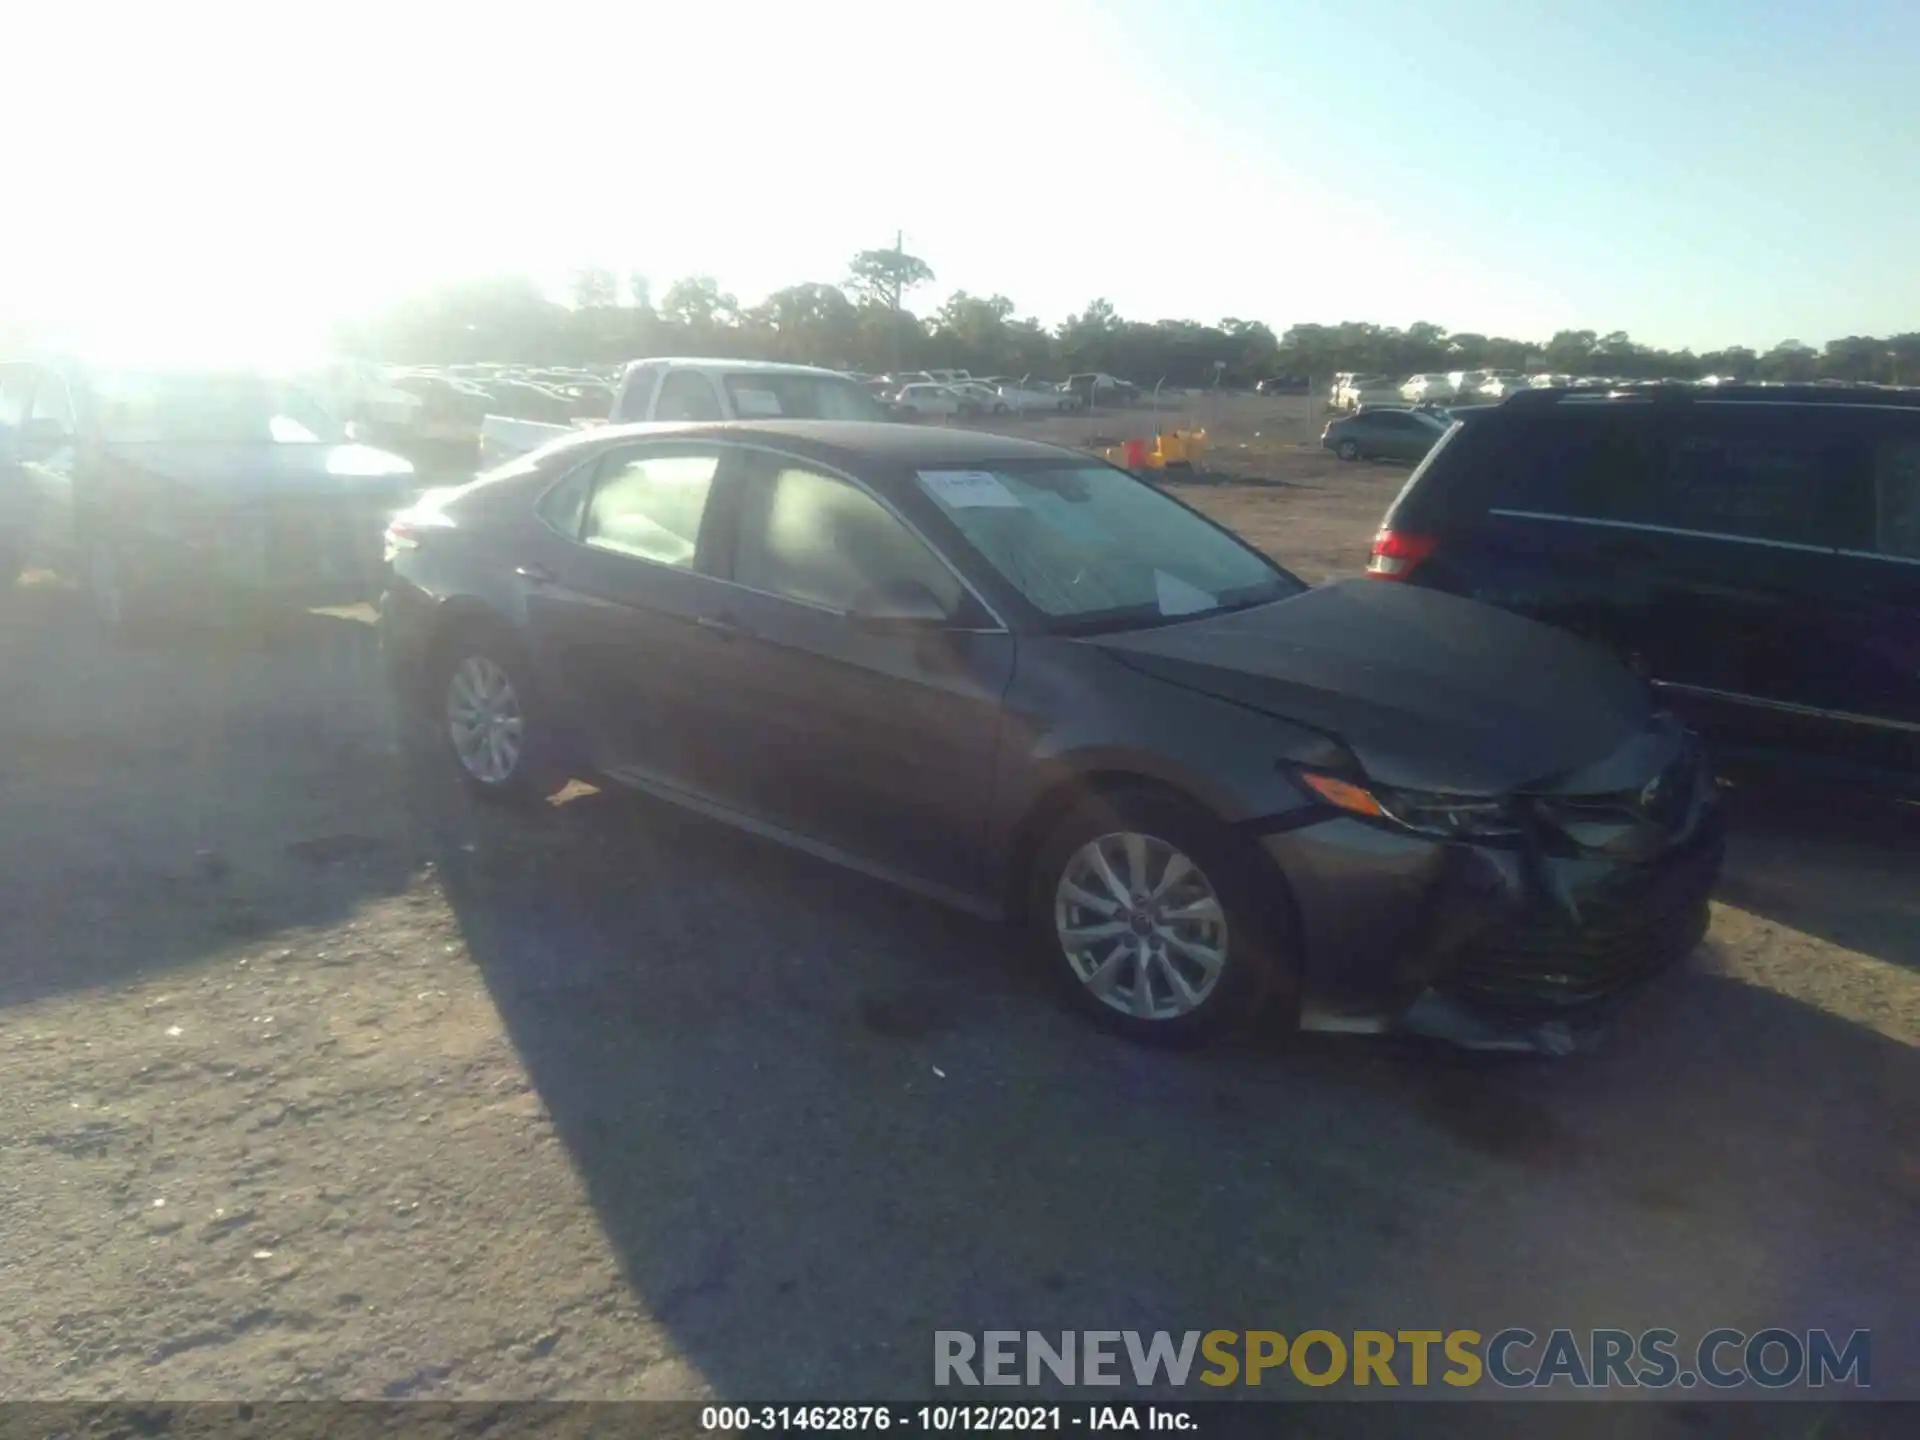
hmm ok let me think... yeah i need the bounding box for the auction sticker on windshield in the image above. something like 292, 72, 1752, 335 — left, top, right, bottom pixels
918, 470, 1024, 508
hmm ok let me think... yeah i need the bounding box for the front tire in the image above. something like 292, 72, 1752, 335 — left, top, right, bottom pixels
432, 627, 566, 804
1029, 789, 1292, 1045
1336, 439, 1361, 462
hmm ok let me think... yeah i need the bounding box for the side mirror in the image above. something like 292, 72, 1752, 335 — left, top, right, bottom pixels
848, 579, 954, 632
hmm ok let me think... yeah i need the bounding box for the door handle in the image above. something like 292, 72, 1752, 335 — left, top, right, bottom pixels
515, 562, 557, 585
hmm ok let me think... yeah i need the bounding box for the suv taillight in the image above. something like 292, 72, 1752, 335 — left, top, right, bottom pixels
1366, 528, 1435, 580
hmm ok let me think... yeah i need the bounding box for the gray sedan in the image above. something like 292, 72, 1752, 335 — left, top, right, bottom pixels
381, 422, 1722, 1051
1322, 406, 1450, 463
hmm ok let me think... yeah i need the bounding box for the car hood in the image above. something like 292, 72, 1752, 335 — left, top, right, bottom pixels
97, 442, 414, 500
1087, 579, 1652, 795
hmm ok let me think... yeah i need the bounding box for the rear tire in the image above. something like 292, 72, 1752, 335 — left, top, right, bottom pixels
1028, 788, 1294, 1046
430, 623, 568, 805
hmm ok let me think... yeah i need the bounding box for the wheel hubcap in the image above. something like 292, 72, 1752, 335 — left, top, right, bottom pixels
446, 655, 525, 784
1055, 831, 1228, 1021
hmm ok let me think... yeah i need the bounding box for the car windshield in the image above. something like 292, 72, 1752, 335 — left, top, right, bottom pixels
90, 371, 344, 444
721, 372, 886, 421
916, 461, 1303, 631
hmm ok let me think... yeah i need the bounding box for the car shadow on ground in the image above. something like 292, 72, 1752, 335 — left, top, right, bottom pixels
409, 766, 1919, 1408
1714, 776, 1920, 973
0, 585, 417, 1009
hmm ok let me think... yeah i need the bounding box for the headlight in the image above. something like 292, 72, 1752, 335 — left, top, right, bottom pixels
1297, 770, 1521, 839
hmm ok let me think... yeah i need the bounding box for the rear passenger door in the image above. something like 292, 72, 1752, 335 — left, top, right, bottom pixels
1818, 415, 1920, 779
1643, 405, 1867, 763
1469, 406, 1675, 669
520, 441, 738, 786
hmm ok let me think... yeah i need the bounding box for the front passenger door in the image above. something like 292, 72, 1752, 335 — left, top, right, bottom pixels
694, 452, 1017, 896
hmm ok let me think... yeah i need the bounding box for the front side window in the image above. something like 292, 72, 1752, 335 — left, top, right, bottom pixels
581, 449, 719, 568
915, 461, 1301, 630
734, 461, 965, 615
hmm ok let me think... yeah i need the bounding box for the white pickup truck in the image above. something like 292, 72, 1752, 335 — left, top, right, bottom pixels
476, 357, 888, 469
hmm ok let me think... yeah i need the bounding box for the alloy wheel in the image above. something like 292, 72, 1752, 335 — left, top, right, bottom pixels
1054, 831, 1229, 1021
446, 655, 525, 785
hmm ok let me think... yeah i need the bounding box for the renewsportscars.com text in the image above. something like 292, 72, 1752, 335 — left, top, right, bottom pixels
934, 1328, 1871, 1390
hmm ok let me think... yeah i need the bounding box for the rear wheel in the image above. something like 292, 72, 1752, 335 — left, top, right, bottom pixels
433, 627, 566, 804
1029, 789, 1292, 1045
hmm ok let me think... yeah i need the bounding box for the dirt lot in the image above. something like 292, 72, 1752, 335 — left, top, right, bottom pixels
1, 394, 1915, 1411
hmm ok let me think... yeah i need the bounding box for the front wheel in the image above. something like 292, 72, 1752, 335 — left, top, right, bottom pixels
1336, 439, 1361, 462
1029, 789, 1292, 1045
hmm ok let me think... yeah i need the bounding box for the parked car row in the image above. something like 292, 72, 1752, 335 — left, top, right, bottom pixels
1328, 370, 1903, 414
863, 369, 1140, 416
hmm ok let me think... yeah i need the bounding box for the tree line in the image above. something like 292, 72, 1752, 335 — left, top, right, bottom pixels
331, 247, 1920, 389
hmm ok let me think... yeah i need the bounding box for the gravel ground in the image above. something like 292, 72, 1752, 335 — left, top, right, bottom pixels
0, 396, 1914, 1413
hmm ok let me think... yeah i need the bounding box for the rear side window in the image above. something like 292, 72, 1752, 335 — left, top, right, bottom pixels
1488, 411, 1664, 522
1663, 410, 1862, 546
535, 462, 595, 539
582, 449, 719, 568
1874, 436, 1920, 559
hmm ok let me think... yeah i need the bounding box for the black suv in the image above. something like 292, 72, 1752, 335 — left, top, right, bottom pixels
1368, 384, 1920, 797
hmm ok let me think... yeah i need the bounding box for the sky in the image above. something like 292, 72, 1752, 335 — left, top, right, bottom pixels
4, 0, 1916, 364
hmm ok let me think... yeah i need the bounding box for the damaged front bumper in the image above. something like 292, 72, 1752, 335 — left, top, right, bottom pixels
1264, 735, 1726, 1055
